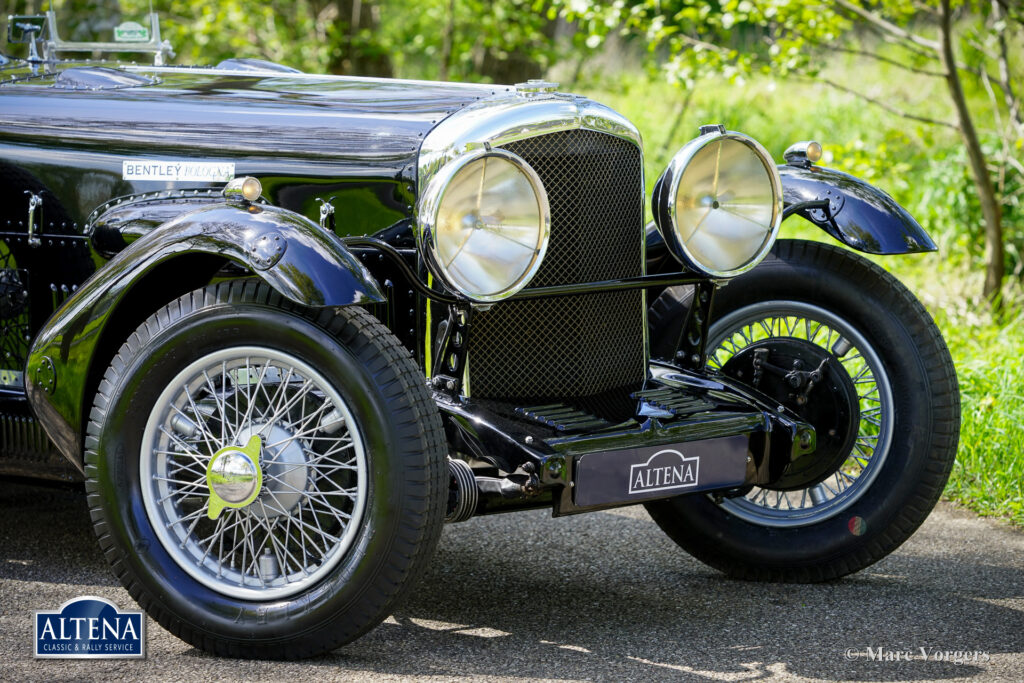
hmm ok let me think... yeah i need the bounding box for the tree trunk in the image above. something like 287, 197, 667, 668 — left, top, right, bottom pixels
940, 0, 1004, 301
568, 52, 586, 89
660, 87, 696, 161
328, 0, 393, 77
439, 0, 456, 81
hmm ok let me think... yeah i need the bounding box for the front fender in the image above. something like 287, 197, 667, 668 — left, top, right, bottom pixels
779, 164, 936, 254
153, 203, 386, 306
26, 202, 385, 471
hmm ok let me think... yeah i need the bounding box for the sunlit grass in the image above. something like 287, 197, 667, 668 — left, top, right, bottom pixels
935, 307, 1024, 524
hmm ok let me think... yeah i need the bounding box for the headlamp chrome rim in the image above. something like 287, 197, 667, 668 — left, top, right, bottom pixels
658, 130, 783, 278
417, 147, 551, 303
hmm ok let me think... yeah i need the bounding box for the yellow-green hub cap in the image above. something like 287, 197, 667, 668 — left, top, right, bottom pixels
206, 435, 263, 520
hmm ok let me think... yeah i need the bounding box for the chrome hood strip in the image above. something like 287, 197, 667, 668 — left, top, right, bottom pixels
417, 93, 643, 211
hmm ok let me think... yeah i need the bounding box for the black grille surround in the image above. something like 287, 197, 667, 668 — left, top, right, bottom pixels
467, 129, 646, 405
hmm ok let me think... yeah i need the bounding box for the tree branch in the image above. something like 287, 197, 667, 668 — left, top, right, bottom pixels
1007, 155, 1024, 177
827, 17, 1010, 101
993, 0, 1024, 27
674, 33, 731, 56
438, 0, 455, 80
876, 33, 939, 62
965, 36, 998, 63
992, 0, 1024, 135
820, 42, 946, 77
978, 68, 1008, 195
833, 0, 941, 52
811, 76, 958, 129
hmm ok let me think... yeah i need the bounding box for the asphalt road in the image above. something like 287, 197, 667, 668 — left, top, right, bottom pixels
1, 479, 1021, 682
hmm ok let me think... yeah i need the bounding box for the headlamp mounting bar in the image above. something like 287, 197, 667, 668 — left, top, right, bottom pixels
343, 236, 706, 304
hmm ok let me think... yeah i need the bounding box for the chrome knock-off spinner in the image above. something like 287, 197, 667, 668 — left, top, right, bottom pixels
206, 434, 263, 519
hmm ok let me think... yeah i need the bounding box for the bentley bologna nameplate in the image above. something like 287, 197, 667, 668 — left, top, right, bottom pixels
573, 436, 750, 508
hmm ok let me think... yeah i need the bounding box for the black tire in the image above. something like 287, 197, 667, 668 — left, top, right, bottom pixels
84, 281, 447, 658
646, 239, 960, 582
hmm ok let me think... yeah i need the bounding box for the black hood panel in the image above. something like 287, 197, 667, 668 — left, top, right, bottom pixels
0, 65, 512, 171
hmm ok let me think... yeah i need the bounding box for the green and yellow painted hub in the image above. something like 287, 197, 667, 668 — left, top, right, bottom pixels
206, 435, 263, 520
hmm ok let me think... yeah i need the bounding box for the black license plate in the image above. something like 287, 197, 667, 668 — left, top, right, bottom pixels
572, 436, 749, 508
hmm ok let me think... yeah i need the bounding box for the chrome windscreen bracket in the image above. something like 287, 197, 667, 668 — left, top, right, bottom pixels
43, 11, 175, 65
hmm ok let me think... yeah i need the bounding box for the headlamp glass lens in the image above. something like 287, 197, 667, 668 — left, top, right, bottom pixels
434, 154, 547, 300
674, 137, 777, 274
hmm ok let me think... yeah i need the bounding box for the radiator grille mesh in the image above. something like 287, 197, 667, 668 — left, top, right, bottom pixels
467, 129, 646, 401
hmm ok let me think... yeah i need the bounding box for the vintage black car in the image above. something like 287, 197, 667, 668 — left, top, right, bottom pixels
1, 13, 958, 659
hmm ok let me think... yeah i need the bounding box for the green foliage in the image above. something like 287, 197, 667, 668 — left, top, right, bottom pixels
11, 0, 561, 80
383, 0, 561, 82
146, 1, 333, 72
914, 134, 1024, 280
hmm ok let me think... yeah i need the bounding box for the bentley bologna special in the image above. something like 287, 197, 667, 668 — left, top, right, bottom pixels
0, 12, 959, 659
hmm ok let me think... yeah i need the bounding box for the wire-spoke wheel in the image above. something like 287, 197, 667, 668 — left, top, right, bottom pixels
141, 347, 368, 599
707, 301, 894, 527
85, 282, 447, 659
645, 239, 959, 582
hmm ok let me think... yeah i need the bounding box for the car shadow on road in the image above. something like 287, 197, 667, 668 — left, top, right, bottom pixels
2, 479, 1020, 681
320, 506, 1022, 681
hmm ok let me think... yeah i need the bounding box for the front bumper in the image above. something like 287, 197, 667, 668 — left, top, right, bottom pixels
438, 362, 816, 517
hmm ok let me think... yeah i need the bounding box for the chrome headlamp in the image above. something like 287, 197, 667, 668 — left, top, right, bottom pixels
653, 128, 782, 278
418, 148, 550, 303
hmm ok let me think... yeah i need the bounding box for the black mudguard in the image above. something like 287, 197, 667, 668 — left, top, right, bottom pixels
646, 164, 936, 276
778, 164, 936, 254
25, 202, 385, 471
